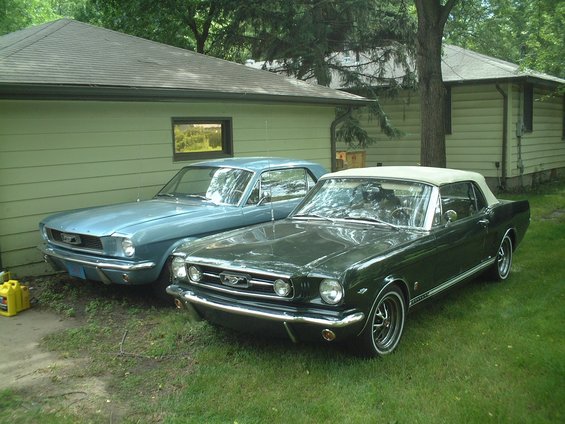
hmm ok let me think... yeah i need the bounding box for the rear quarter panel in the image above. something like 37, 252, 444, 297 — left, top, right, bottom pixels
488, 199, 530, 255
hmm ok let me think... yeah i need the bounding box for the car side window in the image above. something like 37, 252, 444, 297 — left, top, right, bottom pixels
247, 168, 315, 204
436, 182, 487, 224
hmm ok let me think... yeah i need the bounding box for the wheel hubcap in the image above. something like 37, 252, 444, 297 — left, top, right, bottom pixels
497, 237, 512, 277
373, 296, 401, 349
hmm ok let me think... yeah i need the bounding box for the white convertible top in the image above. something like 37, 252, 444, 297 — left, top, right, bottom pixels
324, 166, 499, 206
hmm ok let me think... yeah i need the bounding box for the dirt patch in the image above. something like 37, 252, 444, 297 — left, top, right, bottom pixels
2, 275, 174, 421
1, 308, 75, 389
1, 307, 124, 420
542, 209, 565, 220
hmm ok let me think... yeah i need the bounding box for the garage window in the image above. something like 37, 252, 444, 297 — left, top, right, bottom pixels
172, 118, 233, 161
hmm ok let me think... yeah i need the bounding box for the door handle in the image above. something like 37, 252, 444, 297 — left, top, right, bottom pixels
478, 219, 489, 227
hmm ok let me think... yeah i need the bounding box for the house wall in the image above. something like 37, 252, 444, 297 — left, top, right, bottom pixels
339, 82, 564, 190
506, 85, 565, 188
339, 84, 506, 178
0, 99, 335, 277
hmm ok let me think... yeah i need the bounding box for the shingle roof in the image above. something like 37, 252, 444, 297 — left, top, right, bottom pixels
0, 19, 370, 105
441, 45, 564, 85
250, 45, 564, 89
347, 45, 564, 88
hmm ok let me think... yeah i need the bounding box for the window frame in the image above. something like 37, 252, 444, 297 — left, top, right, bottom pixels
171, 117, 233, 161
435, 181, 487, 226
246, 168, 317, 205
561, 94, 565, 140
523, 83, 534, 133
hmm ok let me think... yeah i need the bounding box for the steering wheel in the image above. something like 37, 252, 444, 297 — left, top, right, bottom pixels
390, 207, 415, 224
391, 207, 426, 227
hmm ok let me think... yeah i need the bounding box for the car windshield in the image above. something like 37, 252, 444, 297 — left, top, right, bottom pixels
156, 166, 253, 205
293, 177, 433, 228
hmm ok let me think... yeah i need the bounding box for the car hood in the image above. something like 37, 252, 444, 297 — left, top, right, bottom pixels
41, 199, 231, 236
182, 219, 422, 277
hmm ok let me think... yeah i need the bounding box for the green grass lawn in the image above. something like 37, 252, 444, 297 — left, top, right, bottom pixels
3, 181, 564, 424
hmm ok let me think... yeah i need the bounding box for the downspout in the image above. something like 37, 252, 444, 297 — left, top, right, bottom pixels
516, 85, 525, 188
330, 107, 352, 172
495, 84, 508, 190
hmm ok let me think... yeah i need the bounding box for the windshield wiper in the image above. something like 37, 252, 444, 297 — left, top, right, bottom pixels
155, 193, 176, 198
292, 213, 334, 222
342, 216, 399, 230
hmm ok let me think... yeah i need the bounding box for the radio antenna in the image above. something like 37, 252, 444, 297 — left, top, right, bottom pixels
266, 119, 275, 222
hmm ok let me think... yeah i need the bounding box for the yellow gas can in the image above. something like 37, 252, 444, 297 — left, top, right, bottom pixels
0, 274, 31, 317
0, 281, 17, 317
19, 284, 31, 312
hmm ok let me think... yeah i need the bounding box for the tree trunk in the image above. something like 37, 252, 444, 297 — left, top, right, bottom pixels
415, 0, 457, 168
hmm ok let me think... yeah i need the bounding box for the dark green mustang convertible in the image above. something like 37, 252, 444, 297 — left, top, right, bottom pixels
166, 166, 530, 357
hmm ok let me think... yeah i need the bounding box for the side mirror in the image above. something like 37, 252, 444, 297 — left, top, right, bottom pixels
444, 209, 458, 224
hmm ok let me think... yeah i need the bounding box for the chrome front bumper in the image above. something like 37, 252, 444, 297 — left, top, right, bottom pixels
39, 243, 156, 271
166, 284, 365, 328
38, 243, 156, 284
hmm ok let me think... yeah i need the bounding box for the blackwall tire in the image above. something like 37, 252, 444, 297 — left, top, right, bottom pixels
152, 260, 174, 305
491, 233, 513, 281
357, 285, 406, 357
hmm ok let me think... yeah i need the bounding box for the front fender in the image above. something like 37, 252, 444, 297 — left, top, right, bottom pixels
157, 237, 198, 272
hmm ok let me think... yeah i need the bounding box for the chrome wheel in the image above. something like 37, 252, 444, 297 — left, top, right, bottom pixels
494, 234, 513, 280
358, 285, 406, 357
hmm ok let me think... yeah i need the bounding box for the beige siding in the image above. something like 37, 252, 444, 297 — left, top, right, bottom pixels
342, 84, 506, 178
337, 91, 421, 166
515, 87, 565, 177
0, 99, 334, 277
447, 85, 504, 176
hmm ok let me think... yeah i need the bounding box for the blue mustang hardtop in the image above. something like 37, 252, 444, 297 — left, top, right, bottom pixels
38, 157, 326, 298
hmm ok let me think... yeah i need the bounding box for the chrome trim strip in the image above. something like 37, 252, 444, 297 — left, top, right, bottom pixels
202, 271, 274, 287
166, 285, 365, 328
185, 278, 293, 301
249, 279, 274, 287
185, 258, 292, 279
38, 244, 156, 272
409, 258, 496, 307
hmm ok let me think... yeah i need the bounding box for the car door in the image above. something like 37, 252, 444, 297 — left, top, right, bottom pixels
431, 181, 489, 285
240, 167, 317, 225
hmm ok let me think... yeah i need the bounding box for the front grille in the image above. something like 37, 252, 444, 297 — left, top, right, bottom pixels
189, 264, 294, 300
48, 228, 103, 251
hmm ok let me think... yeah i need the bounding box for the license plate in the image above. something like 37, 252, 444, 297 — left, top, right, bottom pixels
67, 262, 86, 279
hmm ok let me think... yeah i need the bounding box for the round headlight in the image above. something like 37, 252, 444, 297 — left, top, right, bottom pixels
319, 279, 343, 305
171, 256, 187, 279
188, 265, 202, 282
122, 238, 135, 257
273, 279, 292, 297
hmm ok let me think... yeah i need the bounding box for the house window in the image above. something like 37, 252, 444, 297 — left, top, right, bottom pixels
172, 118, 233, 161
562, 95, 565, 139
523, 84, 533, 132
444, 85, 452, 135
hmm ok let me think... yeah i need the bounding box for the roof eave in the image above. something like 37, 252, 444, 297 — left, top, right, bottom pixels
0, 83, 373, 106
445, 75, 564, 88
